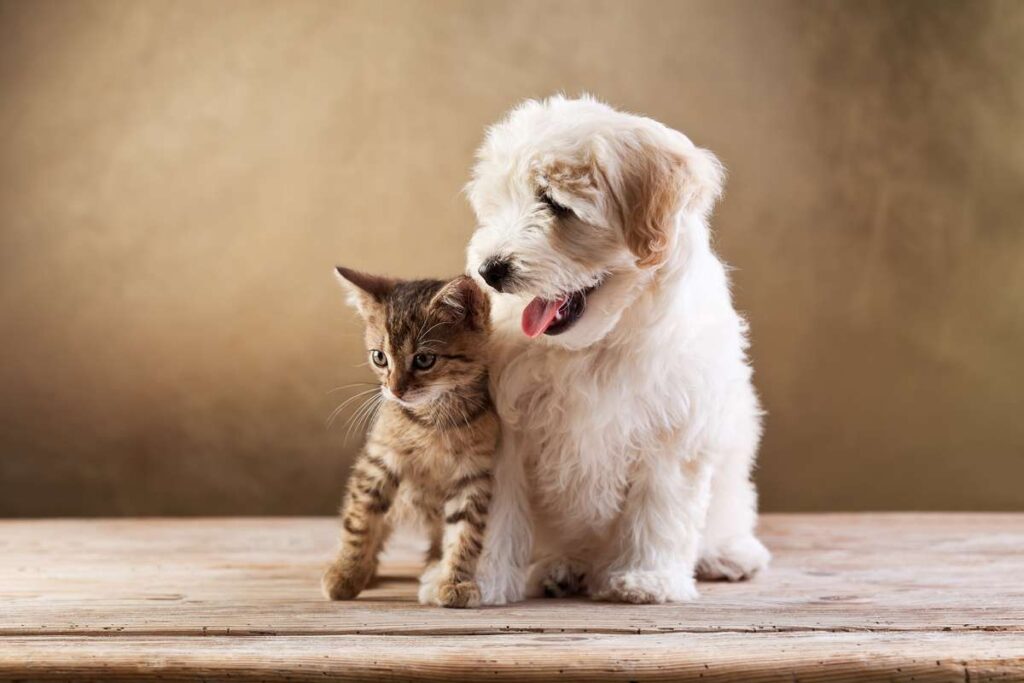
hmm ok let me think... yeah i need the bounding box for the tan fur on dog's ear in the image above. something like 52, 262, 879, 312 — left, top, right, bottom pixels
615, 131, 725, 268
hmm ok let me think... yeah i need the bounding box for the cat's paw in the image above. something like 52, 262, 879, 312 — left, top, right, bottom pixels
697, 535, 770, 582
592, 569, 698, 604
528, 556, 589, 598
436, 580, 481, 608
321, 561, 371, 601
418, 563, 482, 608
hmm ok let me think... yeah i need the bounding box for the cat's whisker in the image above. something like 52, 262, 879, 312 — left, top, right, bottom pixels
355, 392, 382, 427
358, 396, 384, 438
342, 396, 376, 443
326, 388, 380, 426
326, 387, 381, 429
358, 394, 383, 433
416, 318, 444, 344
345, 393, 383, 443
416, 319, 454, 346
326, 382, 376, 395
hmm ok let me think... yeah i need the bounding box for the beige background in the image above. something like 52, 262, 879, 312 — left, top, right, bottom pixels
1, 0, 1021, 516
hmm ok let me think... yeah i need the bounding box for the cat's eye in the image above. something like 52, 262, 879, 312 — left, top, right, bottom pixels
370, 349, 388, 368
412, 353, 436, 371
540, 192, 573, 218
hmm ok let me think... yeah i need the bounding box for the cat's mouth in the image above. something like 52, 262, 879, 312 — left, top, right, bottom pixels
521, 282, 601, 338
386, 389, 433, 408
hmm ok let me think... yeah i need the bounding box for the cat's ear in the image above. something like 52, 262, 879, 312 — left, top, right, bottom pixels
428, 275, 490, 331
334, 266, 395, 318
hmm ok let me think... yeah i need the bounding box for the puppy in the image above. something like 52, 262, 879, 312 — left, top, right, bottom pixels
465, 95, 769, 604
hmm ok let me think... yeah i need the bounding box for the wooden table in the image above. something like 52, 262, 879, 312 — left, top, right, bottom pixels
1, 514, 1022, 681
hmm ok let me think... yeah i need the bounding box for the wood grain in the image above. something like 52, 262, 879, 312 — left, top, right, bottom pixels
2, 633, 1023, 682
1, 514, 1022, 680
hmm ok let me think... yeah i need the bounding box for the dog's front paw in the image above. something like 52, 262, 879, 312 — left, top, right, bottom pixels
321, 560, 372, 601
697, 535, 770, 582
417, 561, 443, 605
436, 580, 481, 608
528, 556, 589, 598
475, 564, 527, 606
592, 569, 698, 604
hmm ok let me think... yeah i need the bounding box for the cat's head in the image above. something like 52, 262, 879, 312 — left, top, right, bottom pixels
334, 266, 491, 408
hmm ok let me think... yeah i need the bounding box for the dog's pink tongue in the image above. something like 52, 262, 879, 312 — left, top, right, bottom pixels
521, 296, 566, 338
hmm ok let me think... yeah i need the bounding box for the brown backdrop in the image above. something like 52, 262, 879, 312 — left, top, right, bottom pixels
1, 0, 1022, 516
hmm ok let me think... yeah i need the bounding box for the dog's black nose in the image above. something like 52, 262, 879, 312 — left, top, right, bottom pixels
478, 258, 512, 292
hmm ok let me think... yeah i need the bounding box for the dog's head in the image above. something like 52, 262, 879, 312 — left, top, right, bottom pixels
466, 95, 724, 349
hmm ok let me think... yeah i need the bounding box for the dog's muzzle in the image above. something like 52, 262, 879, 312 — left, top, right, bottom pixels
478, 257, 513, 293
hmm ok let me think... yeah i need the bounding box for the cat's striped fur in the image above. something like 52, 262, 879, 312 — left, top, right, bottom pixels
322, 268, 498, 608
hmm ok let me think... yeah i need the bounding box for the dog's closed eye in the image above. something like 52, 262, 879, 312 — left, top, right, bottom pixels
540, 192, 574, 219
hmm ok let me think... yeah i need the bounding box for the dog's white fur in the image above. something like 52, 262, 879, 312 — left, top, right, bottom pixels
464, 95, 769, 604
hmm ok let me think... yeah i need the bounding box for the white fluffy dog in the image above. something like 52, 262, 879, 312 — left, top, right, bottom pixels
464, 95, 770, 605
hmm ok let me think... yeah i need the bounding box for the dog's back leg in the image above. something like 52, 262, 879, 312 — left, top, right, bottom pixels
527, 555, 590, 598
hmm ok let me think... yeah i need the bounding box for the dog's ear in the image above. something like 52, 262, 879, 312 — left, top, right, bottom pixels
616, 131, 724, 268
428, 275, 490, 331
334, 266, 396, 318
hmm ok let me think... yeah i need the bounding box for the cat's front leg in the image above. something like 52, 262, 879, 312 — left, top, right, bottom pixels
421, 466, 493, 608
322, 449, 399, 600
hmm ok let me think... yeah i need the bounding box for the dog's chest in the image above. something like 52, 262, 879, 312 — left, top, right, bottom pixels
505, 346, 646, 534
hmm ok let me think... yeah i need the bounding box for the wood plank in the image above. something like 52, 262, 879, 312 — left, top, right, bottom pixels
1, 514, 1022, 637
1, 632, 1023, 682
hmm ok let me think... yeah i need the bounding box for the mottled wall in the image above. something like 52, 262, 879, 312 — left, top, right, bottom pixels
1, 0, 1021, 515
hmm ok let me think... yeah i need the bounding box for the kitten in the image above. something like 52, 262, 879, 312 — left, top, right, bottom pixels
322, 266, 498, 608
